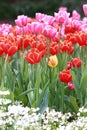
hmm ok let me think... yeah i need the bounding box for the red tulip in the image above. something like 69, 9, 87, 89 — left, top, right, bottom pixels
60, 40, 74, 54
71, 58, 82, 68
76, 31, 87, 46
0, 47, 3, 56
8, 46, 17, 56
0, 42, 4, 56
3, 44, 17, 56
50, 42, 59, 55
25, 48, 42, 64
59, 69, 72, 83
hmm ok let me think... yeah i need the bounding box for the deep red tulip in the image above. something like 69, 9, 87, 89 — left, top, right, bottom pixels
0, 42, 4, 56
3, 43, 17, 56
8, 46, 17, 56
50, 42, 59, 55
60, 40, 74, 54
76, 31, 87, 46
25, 48, 42, 64
71, 58, 82, 68
59, 69, 72, 83
0, 47, 3, 56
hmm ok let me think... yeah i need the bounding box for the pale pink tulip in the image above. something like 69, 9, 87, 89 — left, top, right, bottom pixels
44, 25, 57, 39
36, 13, 55, 25
83, 4, 87, 16
28, 22, 44, 34
0, 24, 12, 36
59, 6, 67, 11
54, 10, 70, 25
35, 13, 46, 21
15, 15, 29, 27
72, 10, 80, 20
72, 20, 81, 31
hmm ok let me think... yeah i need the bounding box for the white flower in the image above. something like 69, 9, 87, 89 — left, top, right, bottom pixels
0, 98, 11, 105
0, 90, 10, 95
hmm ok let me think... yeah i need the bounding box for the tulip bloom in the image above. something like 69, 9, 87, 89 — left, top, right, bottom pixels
67, 82, 74, 90
59, 69, 72, 83
0, 47, 3, 56
60, 40, 74, 54
43, 25, 57, 39
47, 55, 58, 67
72, 10, 80, 20
50, 42, 59, 55
3, 43, 17, 56
83, 4, 87, 16
0, 42, 4, 56
71, 58, 82, 68
76, 31, 87, 46
67, 62, 72, 70
25, 48, 42, 64
28, 22, 44, 34
15, 15, 29, 27
54, 10, 70, 25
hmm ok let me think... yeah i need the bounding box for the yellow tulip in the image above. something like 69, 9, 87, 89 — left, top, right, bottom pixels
47, 55, 58, 67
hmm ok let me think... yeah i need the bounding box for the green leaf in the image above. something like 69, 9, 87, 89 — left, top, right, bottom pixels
36, 80, 49, 114
80, 70, 87, 105
15, 70, 23, 90
80, 70, 87, 90
5, 63, 15, 92
16, 88, 35, 99
27, 81, 35, 106
38, 88, 49, 114
69, 95, 79, 113
14, 87, 28, 105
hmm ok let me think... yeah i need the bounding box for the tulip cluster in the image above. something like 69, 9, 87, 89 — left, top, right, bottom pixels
0, 4, 87, 112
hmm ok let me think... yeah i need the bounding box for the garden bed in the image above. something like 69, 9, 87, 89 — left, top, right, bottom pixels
0, 3, 87, 130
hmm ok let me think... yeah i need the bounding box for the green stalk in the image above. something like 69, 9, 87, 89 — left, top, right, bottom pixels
60, 83, 64, 112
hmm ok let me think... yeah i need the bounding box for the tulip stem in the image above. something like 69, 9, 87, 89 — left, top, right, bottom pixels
60, 83, 64, 112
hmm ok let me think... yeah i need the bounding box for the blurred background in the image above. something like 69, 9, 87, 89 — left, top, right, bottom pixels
0, 0, 87, 24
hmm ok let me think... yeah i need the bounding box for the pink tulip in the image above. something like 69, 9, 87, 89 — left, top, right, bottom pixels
72, 20, 81, 31
0, 24, 12, 36
52, 32, 59, 42
59, 6, 67, 11
15, 15, 29, 27
83, 4, 87, 16
36, 13, 55, 25
35, 13, 46, 21
40, 15, 55, 25
54, 10, 70, 25
28, 22, 44, 34
15, 25, 29, 35
44, 25, 57, 39
81, 23, 87, 32
72, 10, 80, 20
67, 82, 74, 90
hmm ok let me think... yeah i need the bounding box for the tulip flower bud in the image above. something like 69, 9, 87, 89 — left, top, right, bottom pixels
67, 82, 74, 90
47, 55, 58, 67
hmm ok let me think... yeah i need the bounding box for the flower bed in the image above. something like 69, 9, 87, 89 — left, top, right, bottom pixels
0, 90, 87, 130
0, 4, 87, 128
0, 91, 87, 130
